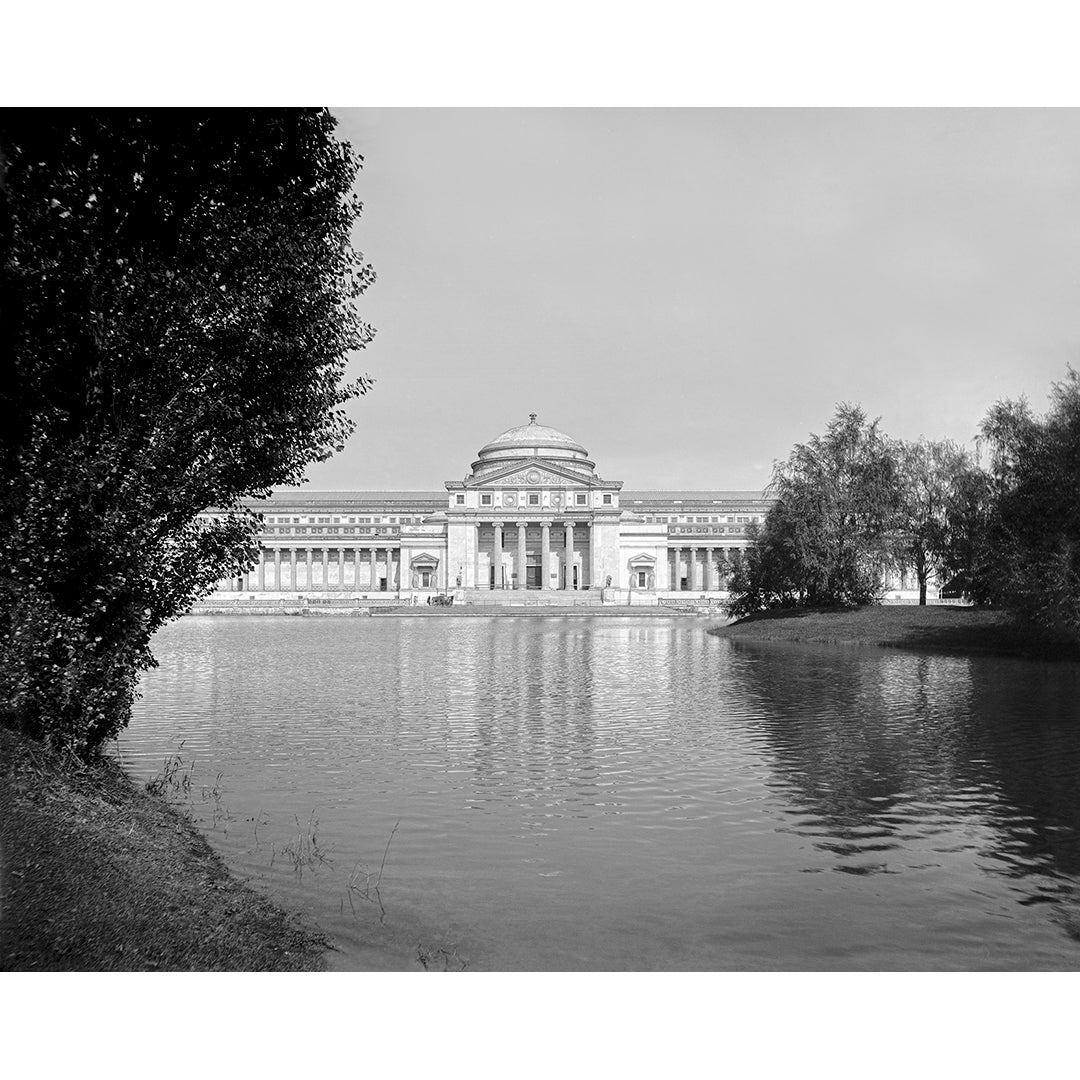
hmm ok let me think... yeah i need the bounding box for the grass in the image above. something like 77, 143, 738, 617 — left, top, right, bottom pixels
711, 604, 1080, 659
0, 725, 330, 971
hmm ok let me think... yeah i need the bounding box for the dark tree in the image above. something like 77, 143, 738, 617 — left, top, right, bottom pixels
981, 372, 1080, 640
0, 110, 375, 754
726, 404, 903, 615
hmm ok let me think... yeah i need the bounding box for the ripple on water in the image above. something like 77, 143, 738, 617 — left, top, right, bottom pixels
118, 617, 1080, 970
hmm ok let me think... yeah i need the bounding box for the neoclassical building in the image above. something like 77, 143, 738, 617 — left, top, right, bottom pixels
214, 417, 774, 600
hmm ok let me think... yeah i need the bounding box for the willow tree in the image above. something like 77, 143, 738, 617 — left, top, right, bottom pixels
895, 437, 971, 604
0, 110, 375, 755
728, 404, 903, 614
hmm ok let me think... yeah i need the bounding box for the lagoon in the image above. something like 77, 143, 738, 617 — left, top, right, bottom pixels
121, 615, 1080, 970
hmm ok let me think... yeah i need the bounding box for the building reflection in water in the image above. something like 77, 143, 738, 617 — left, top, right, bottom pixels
127, 616, 1080, 969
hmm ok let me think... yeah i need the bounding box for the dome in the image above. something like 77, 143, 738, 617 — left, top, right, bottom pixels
480, 415, 587, 457
471, 415, 595, 478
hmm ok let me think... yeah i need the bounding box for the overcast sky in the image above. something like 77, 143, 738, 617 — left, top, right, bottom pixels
301, 108, 1080, 492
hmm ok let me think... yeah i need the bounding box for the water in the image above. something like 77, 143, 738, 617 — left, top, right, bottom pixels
120, 615, 1080, 970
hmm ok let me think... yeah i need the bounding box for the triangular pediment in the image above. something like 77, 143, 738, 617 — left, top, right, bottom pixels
628, 552, 657, 566
409, 552, 440, 567
464, 459, 596, 489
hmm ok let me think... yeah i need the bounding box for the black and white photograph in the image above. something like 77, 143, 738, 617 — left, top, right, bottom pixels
3, 8, 1079, 1076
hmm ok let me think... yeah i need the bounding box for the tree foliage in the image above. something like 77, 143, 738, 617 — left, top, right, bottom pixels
894, 437, 971, 604
977, 372, 1080, 638
727, 404, 903, 616
0, 110, 375, 754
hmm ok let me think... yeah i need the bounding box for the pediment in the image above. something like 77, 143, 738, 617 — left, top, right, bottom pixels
628, 552, 657, 566
467, 459, 594, 489
409, 552, 440, 567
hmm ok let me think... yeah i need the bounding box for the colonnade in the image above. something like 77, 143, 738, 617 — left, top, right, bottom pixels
227, 546, 401, 592
669, 546, 725, 592
478, 520, 590, 590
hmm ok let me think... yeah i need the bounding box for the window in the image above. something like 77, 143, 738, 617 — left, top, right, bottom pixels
636, 570, 647, 588
528, 493, 539, 506
575, 493, 587, 506
481, 494, 492, 506
603, 494, 612, 505
349, 517, 356, 523
455, 494, 465, 505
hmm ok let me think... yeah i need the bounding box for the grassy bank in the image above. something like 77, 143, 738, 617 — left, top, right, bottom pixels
711, 604, 1080, 659
0, 726, 329, 971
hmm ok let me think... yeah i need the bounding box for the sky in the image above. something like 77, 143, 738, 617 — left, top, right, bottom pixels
301, 108, 1080, 492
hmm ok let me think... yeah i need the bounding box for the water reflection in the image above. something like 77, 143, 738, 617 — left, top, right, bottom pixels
122, 616, 1080, 970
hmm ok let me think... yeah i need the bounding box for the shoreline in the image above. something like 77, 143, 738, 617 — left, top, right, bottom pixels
0, 726, 330, 971
710, 605, 1079, 660
188, 602, 728, 618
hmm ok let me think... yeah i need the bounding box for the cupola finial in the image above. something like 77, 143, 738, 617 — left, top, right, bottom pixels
528, 412, 537, 424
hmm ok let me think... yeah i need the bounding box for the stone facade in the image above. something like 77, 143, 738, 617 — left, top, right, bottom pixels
209, 417, 776, 600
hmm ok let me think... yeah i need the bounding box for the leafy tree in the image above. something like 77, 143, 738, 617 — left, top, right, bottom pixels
935, 461, 998, 605
987, 372, 1080, 640
895, 437, 971, 604
0, 110, 375, 755
724, 514, 809, 617
726, 404, 903, 615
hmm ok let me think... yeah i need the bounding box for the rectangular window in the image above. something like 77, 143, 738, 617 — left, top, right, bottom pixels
603, 494, 612, 505
575, 493, 587, 506
481, 494, 492, 506
528, 493, 540, 506
455, 494, 465, 505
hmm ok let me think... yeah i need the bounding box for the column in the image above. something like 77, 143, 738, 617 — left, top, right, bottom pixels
387, 548, 396, 591
258, 550, 266, 591
305, 548, 312, 592
541, 522, 551, 590
516, 523, 527, 590
288, 548, 297, 591
689, 547, 699, 592
590, 520, 599, 590
369, 547, 377, 592
273, 548, 281, 591
492, 522, 503, 589
704, 548, 714, 592
671, 548, 680, 591
563, 522, 574, 590
354, 548, 362, 593
474, 523, 481, 590
338, 547, 346, 591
